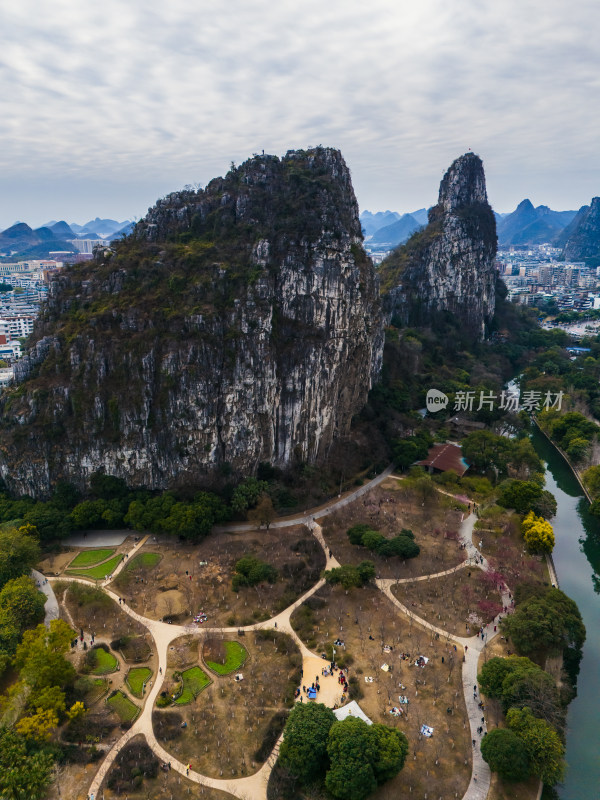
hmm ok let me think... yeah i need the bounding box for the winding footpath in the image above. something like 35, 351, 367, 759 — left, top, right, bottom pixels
44, 468, 512, 800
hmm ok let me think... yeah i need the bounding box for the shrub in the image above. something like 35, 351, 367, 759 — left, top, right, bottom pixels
232, 555, 278, 591
347, 524, 372, 545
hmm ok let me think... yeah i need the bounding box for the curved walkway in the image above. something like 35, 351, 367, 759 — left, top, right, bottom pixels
32, 568, 59, 626
45, 468, 512, 800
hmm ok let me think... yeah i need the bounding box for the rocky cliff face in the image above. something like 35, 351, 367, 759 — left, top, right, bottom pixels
0, 147, 383, 496
562, 197, 600, 263
380, 153, 497, 338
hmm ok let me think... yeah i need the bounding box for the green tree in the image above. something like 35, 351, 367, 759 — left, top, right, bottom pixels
583, 464, 600, 498
70, 499, 104, 529
480, 728, 530, 782
0, 526, 40, 591
369, 723, 408, 783
0, 728, 54, 800
0, 576, 46, 650
89, 472, 129, 500
23, 504, 72, 541
231, 478, 268, 514
326, 717, 377, 800
232, 555, 278, 591
361, 530, 385, 551
507, 707, 565, 785
324, 562, 375, 589
347, 524, 373, 545
501, 588, 585, 656
565, 436, 590, 463
14, 620, 75, 691
497, 479, 556, 518
278, 702, 336, 784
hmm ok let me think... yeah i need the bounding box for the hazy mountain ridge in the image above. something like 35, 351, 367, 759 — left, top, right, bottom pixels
497, 199, 578, 246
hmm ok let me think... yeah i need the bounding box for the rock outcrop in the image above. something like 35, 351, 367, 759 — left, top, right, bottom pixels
0, 147, 383, 496
562, 197, 600, 264
379, 153, 497, 338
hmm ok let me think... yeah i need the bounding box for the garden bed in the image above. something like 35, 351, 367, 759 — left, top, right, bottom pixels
126, 667, 153, 698
173, 666, 212, 704
107, 690, 140, 724
68, 549, 116, 568
203, 639, 247, 675
67, 554, 123, 580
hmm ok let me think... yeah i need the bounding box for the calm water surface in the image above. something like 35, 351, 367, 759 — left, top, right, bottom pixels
531, 429, 600, 800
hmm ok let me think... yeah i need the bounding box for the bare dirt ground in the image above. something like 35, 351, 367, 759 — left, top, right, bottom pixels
99, 734, 236, 800
392, 568, 504, 636
109, 525, 324, 627
154, 631, 301, 779
320, 481, 465, 579
290, 583, 471, 800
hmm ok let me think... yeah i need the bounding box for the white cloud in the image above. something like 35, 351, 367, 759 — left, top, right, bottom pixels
1, 0, 599, 226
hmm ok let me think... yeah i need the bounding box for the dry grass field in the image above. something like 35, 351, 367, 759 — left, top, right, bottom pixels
290, 583, 471, 800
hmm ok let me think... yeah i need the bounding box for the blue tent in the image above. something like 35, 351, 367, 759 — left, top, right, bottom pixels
307, 687, 317, 700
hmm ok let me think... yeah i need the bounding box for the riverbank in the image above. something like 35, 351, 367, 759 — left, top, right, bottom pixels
530, 428, 600, 800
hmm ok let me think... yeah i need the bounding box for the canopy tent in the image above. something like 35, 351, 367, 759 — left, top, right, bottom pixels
307, 687, 318, 700
333, 701, 373, 725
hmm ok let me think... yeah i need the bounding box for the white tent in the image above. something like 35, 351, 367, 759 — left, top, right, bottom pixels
333, 701, 373, 726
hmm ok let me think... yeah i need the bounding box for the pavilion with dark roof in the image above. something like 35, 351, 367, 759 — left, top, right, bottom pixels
418, 443, 470, 477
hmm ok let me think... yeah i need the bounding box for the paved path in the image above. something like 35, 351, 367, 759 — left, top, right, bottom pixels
31, 568, 59, 625
44, 467, 515, 800
214, 465, 395, 532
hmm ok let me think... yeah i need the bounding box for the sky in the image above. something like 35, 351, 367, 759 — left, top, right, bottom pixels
1, 0, 600, 229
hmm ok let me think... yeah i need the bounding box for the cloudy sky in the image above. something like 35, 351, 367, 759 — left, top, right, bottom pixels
1, 0, 599, 229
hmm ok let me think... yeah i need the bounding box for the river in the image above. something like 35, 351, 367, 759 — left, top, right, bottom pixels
530, 428, 600, 800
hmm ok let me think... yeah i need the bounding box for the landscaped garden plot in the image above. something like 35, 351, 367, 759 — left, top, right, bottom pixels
107, 690, 140, 723
98, 734, 235, 800
154, 631, 302, 778
113, 634, 153, 663
67, 553, 123, 579
320, 480, 465, 579
111, 551, 162, 591
126, 667, 152, 697
203, 639, 247, 675
68, 548, 116, 568
290, 583, 471, 800
116, 524, 324, 626
128, 551, 161, 569
173, 666, 211, 704
87, 644, 119, 675
64, 583, 147, 643
391, 567, 504, 635
75, 675, 108, 705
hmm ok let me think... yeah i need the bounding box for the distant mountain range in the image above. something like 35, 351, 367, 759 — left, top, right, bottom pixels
363, 200, 583, 250
360, 208, 428, 247
496, 200, 578, 246
0, 217, 133, 260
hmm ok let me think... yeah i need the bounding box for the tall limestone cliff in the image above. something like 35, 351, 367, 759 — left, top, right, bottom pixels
379, 153, 497, 338
0, 147, 383, 496
562, 197, 600, 264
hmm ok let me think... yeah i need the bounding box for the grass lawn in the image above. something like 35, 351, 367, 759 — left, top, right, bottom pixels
107, 690, 140, 723
126, 552, 161, 570
67, 553, 123, 580
126, 667, 152, 697
68, 549, 116, 568
174, 666, 211, 704
204, 641, 247, 675
80, 677, 108, 705
90, 647, 119, 675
